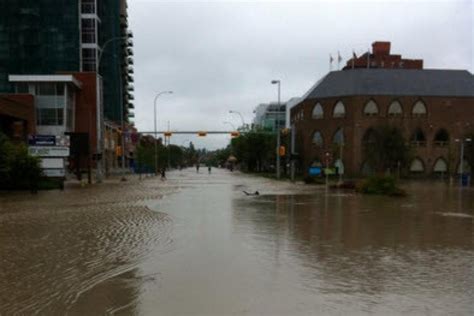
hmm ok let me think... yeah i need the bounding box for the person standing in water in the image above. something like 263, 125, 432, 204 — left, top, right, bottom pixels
196, 164, 200, 173
208, 166, 212, 174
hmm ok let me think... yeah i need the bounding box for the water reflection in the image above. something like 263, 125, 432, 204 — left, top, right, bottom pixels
232, 184, 474, 314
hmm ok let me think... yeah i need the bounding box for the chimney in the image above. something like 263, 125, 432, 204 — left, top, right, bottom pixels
372, 41, 391, 56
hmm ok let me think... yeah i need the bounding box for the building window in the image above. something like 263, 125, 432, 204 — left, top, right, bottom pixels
312, 131, 323, 146
312, 103, 324, 119
433, 129, 449, 147
16, 83, 29, 93
333, 128, 344, 145
36, 108, 64, 126
412, 100, 427, 116
363, 100, 379, 116
82, 48, 97, 71
388, 100, 403, 116
333, 101, 346, 118
457, 159, 471, 174
410, 128, 426, 146
362, 128, 377, 146
81, 19, 96, 44
81, 0, 96, 14
410, 158, 425, 173
433, 158, 448, 174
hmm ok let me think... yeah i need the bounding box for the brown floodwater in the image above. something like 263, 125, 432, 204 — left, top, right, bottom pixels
0, 169, 473, 315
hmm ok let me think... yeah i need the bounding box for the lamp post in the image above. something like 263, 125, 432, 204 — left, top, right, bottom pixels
154, 91, 173, 175
96, 36, 129, 182
271, 79, 281, 179
455, 137, 472, 186
229, 110, 245, 130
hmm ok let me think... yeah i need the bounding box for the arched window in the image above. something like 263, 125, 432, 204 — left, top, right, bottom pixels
362, 128, 377, 145
333, 101, 346, 118
388, 100, 403, 116
457, 159, 472, 174
333, 128, 344, 145
410, 158, 425, 173
433, 158, 448, 173
410, 128, 426, 146
412, 100, 427, 116
334, 159, 344, 175
363, 100, 379, 116
312, 131, 324, 146
361, 161, 375, 175
434, 129, 449, 146
312, 103, 324, 119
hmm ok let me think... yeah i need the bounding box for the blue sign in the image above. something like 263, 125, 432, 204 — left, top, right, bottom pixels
309, 167, 322, 176
28, 135, 56, 146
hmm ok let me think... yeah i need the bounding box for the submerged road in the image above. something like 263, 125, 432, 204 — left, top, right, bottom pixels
0, 168, 473, 315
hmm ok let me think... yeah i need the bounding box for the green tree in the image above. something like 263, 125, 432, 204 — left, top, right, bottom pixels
0, 133, 42, 190
362, 125, 411, 174
231, 131, 275, 172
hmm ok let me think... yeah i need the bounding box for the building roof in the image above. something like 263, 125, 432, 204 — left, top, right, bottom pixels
303, 69, 474, 100
8, 75, 82, 89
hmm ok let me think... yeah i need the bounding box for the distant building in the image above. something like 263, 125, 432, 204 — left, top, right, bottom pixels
0, 0, 135, 124
291, 67, 474, 177
343, 41, 423, 70
253, 101, 287, 132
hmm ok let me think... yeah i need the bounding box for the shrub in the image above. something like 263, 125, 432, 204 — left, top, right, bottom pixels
0, 133, 43, 190
356, 175, 406, 196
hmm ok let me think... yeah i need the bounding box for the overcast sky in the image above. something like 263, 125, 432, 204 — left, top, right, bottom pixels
129, 0, 473, 149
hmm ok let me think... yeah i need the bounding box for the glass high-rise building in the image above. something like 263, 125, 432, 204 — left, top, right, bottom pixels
0, 0, 134, 123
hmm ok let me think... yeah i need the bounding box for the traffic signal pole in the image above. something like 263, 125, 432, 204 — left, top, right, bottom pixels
276, 130, 281, 179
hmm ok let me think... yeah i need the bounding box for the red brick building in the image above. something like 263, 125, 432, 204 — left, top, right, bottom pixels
343, 41, 423, 70
290, 68, 474, 177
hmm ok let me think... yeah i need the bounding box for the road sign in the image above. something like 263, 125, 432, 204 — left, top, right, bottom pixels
29, 146, 70, 157
42, 169, 65, 178
28, 135, 56, 146
40, 158, 65, 169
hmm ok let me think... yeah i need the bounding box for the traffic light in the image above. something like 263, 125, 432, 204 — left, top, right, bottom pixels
281, 128, 290, 136
197, 131, 207, 137
230, 131, 240, 137
278, 145, 286, 157
164, 132, 172, 137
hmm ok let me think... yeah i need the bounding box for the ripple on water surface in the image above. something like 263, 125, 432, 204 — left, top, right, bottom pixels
0, 179, 175, 315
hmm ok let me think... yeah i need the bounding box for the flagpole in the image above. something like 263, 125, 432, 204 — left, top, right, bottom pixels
367, 48, 370, 69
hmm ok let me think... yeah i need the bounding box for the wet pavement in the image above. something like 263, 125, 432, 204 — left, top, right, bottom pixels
0, 169, 473, 315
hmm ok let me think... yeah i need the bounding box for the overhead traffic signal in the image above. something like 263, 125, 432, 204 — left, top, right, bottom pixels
230, 131, 240, 137
197, 131, 207, 137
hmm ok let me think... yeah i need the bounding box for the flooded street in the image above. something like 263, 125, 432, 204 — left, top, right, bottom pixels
1, 169, 473, 315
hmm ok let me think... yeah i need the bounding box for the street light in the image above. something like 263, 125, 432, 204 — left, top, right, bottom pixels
271, 79, 281, 179
229, 110, 245, 129
455, 137, 472, 186
222, 121, 236, 130
154, 91, 173, 175
96, 36, 128, 183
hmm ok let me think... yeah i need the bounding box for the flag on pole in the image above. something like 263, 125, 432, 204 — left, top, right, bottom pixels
352, 50, 356, 69
329, 54, 334, 71
337, 51, 342, 70
367, 49, 370, 69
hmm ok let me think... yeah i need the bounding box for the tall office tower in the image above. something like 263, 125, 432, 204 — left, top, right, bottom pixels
0, 0, 135, 124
